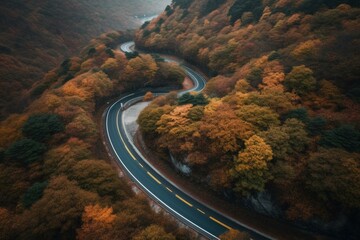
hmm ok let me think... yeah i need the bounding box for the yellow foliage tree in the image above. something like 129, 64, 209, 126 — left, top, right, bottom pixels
77, 204, 116, 240
232, 135, 273, 195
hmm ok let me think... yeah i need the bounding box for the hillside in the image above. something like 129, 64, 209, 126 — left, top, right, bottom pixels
0, 31, 190, 239
136, 0, 360, 238
0, 0, 170, 119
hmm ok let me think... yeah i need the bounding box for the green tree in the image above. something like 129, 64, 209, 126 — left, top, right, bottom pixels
177, 93, 193, 105
22, 181, 48, 208
320, 125, 360, 152
22, 114, 64, 142
228, 0, 263, 24
125, 51, 139, 60
283, 108, 309, 123
246, 67, 263, 88
307, 116, 327, 136
285, 65, 317, 96
193, 93, 209, 105
178, 93, 208, 106
6, 139, 46, 165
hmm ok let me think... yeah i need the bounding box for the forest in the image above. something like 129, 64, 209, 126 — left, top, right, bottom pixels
0, 0, 359, 239
0, 31, 195, 239
0, 0, 170, 119
135, 0, 360, 238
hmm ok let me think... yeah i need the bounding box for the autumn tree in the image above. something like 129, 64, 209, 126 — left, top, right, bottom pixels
187, 105, 204, 121
77, 205, 116, 240
18, 176, 98, 239
0, 114, 28, 148
236, 104, 280, 131
220, 229, 251, 240
113, 196, 155, 238
0, 164, 29, 207
0, 208, 14, 239
132, 225, 176, 240
69, 159, 131, 201
284, 65, 316, 96
156, 104, 198, 154
143, 92, 154, 101
138, 105, 173, 136
101, 58, 121, 79
305, 148, 360, 209
123, 55, 158, 90
280, 118, 310, 154
44, 138, 92, 176
156, 62, 185, 87
65, 113, 98, 144
205, 75, 236, 97
200, 103, 253, 154
231, 135, 273, 195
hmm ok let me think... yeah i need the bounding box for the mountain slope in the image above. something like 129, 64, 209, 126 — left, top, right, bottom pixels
0, 31, 190, 239
135, 0, 360, 238
0, 0, 170, 119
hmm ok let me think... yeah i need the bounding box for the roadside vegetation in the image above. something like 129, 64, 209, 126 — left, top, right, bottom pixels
0, 31, 193, 240
136, 0, 360, 237
0, 0, 170, 119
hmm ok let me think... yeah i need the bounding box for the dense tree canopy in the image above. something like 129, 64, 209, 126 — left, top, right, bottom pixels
5, 139, 46, 165
135, 0, 360, 233
22, 114, 64, 142
0, 31, 189, 239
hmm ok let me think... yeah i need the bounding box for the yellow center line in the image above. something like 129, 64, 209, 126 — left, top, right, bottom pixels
176, 194, 193, 207
138, 163, 144, 168
209, 216, 232, 230
147, 172, 162, 184
166, 187, 173, 192
116, 110, 136, 160
197, 208, 206, 214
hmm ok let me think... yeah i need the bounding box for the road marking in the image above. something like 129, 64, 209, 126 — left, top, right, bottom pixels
166, 187, 173, 192
176, 194, 193, 207
139, 163, 144, 168
209, 216, 232, 230
197, 208, 206, 214
116, 110, 136, 160
147, 172, 162, 184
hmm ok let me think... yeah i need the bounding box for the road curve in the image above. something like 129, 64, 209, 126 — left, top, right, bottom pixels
104, 41, 273, 240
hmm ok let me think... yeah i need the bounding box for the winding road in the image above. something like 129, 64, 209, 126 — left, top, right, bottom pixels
104, 41, 273, 240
